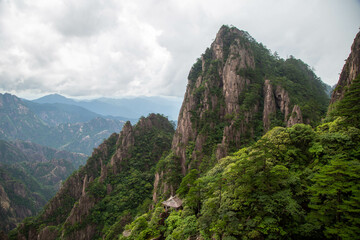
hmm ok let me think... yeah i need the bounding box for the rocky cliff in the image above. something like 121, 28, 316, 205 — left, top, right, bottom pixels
330, 30, 360, 105
170, 25, 329, 179
10, 114, 174, 240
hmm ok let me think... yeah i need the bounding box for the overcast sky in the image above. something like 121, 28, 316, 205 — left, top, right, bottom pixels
0, 0, 359, 99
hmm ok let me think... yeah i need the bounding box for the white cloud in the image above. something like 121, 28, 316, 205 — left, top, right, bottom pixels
0, 0, 359, 99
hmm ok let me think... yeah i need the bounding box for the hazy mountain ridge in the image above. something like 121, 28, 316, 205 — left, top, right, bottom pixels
32, 94, 182, 121
24, 101, 102, 127
0, 93, 125, 155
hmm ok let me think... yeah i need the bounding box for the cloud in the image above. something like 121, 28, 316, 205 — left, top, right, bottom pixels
0, 0, 359, 99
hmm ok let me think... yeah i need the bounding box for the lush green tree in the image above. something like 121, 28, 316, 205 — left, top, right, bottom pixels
331, 74, 360, 127
308, 154, 360, 239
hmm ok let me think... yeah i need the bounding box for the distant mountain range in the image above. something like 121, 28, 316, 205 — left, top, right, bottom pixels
0, 93, 124, 155
24, 100, 102, 126
32, 93, 182, 121
0, 92, 180, 233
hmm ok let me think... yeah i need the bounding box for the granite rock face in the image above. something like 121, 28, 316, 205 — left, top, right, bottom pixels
330, 30, 360, 105
263, 79, 276, 132
172, 26, 259, 171
172, 26, 304, 174
287, 105, 303, 127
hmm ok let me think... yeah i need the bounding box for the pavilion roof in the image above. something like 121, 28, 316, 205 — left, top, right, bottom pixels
161, 196, 183, 208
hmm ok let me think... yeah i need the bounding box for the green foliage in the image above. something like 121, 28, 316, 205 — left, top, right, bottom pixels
0, 156, 77, 233
8, 114, 174, 238
330, 74, 360, 128
176, 169, 199, 198
156, 152, 183, 194
306, 118, 360, 239
87, 179, 107, 198
124, 117, 360, 239
188, 58, 203, 85
89, 114, 174, 238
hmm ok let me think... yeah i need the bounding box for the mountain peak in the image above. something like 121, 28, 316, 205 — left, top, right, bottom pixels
33, 93, 73, 104
169, 26, 329, 180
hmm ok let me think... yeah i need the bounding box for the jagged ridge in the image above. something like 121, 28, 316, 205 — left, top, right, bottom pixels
9, 114, 174, 240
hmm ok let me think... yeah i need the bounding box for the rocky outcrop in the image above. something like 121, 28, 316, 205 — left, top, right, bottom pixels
0, 185, 11, 212
222, 37, 255, 116
62, 194, 96, 240
36, 135, 115, 231
263, 80, 276, 131
110, 124, 134, 174
287, 105, 303, 127
275, 85, 290, 120
172, 26, 257, 172
152, 172, 161, 203
172, 88, 197, 175
263, 80, 303, 128
330, 30, 360, 105
37, 227, 59, 240
110, 114, 172, 175
65, 175, 93, 227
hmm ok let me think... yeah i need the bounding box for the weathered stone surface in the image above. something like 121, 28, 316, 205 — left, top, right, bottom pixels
330, 30, 360, 105
263, 80, 276, 131
111, 122, 134, 174
39, 138, 112, 228
222, 39, 254, 116
152, 172, 160, 203
37, 227, 59, 240
0, 184, 10, 211
64, 193, 94, 228
275, 85, 290, 121
171, 87, 197, 175
172, 26, 256, 173
287, 105, 303, 127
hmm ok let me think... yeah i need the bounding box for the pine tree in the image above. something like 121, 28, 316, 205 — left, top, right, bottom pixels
308, 153, 360, 239
332, 74, 360, 127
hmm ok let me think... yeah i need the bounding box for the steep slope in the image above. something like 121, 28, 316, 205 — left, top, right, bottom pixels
330, 30, 360, 105
117, 28, 360, 240
9, 114, 174, 240
156, 25, 329, 198
0, 93, 124, 155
